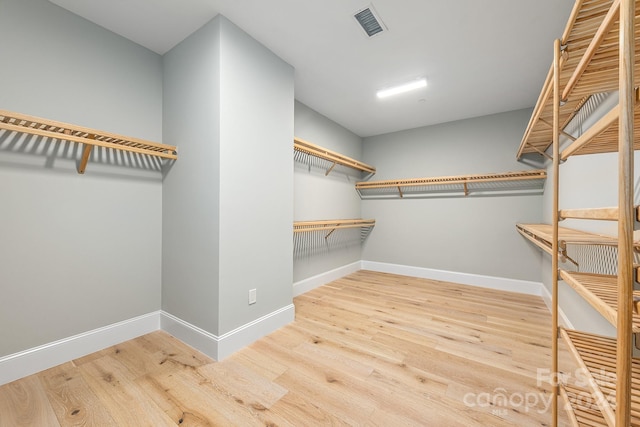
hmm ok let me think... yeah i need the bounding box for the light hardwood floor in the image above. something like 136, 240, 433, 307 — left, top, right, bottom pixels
0, 270, 571, 426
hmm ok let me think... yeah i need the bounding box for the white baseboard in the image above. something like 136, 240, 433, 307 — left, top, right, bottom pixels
161, 304, 295, 361
539, 283, 575, 329
0, 304, 296, 386
361, 260, 577, 327
362, 260, 544, 296
0, 262, 571, 387
0, 311, 160, 386
293, 261, 361, 297
160, 311, 219, 360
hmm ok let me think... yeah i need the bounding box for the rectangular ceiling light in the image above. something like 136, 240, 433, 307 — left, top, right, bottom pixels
377, 78, 427, 99
354, 5, 386, 37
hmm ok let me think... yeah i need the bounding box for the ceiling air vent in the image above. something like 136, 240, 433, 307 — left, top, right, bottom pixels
354, 5, 387, 37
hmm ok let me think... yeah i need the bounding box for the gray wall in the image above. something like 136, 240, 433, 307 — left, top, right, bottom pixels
0, 0, 163, 356
217, 17, 294, 334
361, 109, 544, 282
162, 16, 294, 336
293, 102, 364, 282
162, 17, 222, 334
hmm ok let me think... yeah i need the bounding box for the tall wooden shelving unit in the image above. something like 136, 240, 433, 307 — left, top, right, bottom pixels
517, 0, 639, 425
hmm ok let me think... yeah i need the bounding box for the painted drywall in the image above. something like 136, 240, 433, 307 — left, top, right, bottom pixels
361, 109, 544, 282
218, 17, 294, 334
293, 101, 364, 282
162, 17, 222, 334
162, 16, 294, 338
0, 0, 163, 357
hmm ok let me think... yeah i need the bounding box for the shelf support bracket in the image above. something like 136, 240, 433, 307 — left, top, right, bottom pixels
463, 182, 469, 196
539, 118, 577, 141
397, 186, 403, 198
325, 226, 338, 239
78, 134, 95, 174
558, 241, 579, 268
526, 143, 553, 161
325, 162, 337, 176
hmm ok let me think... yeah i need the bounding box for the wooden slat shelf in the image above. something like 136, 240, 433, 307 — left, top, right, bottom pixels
560, 95, 640, 159
517, 0, 640, 160
293, 219, 375, 238
0, 110, 177, 174
561, 328, 640, 426
559, 205, 640, 221
355, 169, 546, 199
516, 223, 620, 255
293, 137, 375, 176
517, 224, 558, 255
559, 271, 640, 333
560, 383, 608, 427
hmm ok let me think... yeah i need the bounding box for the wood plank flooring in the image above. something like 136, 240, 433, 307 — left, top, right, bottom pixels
0, 270, 572, 426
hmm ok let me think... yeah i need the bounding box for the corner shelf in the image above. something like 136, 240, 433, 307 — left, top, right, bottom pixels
0, 109, 177, 174
355, 169, 546, 199
293, 137, 375, 176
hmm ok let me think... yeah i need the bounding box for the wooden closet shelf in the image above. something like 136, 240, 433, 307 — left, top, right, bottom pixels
0, 109, 177, 174
560, 384, 608, 427
560, 95, 640, 159
516, 223, 620, 255
356, 169, 546, 199
559, 205, 640, 221
293, 219, 375, 234
517, 0, 640, 159
294, 137, 375, 175
559, 271, 640, 333
561, 328, 640, 426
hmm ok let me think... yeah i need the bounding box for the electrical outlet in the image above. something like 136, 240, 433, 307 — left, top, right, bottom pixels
249, 289, 257, 305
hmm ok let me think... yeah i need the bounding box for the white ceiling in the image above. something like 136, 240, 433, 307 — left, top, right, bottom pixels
48, 0, 575, 138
